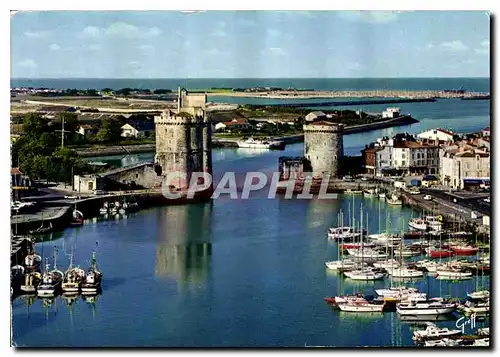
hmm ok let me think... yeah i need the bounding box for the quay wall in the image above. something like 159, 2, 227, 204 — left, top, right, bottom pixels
76, 144, 156, 158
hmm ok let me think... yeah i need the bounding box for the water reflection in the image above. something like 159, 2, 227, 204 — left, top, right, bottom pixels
155, 203, 213, 285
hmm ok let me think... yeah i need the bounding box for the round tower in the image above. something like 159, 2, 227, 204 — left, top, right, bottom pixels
303, 121, 344, 178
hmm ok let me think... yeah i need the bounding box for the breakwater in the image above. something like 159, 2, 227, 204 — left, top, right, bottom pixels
252, 97, 437, 108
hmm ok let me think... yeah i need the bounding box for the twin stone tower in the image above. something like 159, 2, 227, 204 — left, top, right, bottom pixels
154, 89, 344, 195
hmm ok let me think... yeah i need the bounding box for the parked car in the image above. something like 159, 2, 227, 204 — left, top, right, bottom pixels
423, 195, 432, 201
93, 190, 108, 196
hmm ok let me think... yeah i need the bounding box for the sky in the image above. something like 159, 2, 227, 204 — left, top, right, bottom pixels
11, 11, 490, 78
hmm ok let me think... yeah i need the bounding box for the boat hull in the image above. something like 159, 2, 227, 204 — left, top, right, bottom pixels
338, 304, 384, 312
397, 307, 455, 316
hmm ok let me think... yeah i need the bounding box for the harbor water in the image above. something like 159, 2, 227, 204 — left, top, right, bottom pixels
11, 79, 490, 347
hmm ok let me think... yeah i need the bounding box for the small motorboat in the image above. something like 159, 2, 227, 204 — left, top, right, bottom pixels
333, 294, 367, 305
363, 189, 377, 198
435, 269, 473, 280
409, 218, 427, 231
396, 300, 456, 316
388, 268, 425, 279
467, 290, 489, 300
337, 300, 385, 313
387, 194, 403, 205
413, 323, 462, 341
378, 192, 386, 199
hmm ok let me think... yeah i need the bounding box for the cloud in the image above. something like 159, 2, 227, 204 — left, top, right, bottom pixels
213, 29, 227, 37
339, 11, 399, 24
82, 26, 100, 37
81, 22, 162, 39
24, 30, 50, 39
49, 43, 61, 51
18, 59, 37, 69
440, 40, 468, 52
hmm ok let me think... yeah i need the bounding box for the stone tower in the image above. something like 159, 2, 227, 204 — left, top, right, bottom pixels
154, 88, 212, 190
303, 120, 344, 178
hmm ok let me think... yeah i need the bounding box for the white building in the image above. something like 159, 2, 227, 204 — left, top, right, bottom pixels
440, 148, 490, 189
305, 111, 326, 122
391, 141, 440, 174
417, 128, 454, 142
121, 123, 140, 138
382, 107, 400, 119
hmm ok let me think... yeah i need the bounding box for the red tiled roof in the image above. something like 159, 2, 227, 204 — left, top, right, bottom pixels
483, 127, 490, 131
222, 119, 249, 126
437, 128, 454, 136
11, 167, 22, 175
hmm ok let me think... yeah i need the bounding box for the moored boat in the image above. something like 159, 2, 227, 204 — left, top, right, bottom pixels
37, 258, 63, 297
396, 300, 456, 316
450, 245, 479, 256
62, 254, 86, 294
344, 269, 385, 281
467, 290, 489, 300
20, 271, 42, 294
337, 300, 385, 312
81, 249, 103, 295
413, 323, 462, 342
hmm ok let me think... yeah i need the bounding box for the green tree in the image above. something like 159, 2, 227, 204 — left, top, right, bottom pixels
22, 113, 50, 138
97, 118, 122, 142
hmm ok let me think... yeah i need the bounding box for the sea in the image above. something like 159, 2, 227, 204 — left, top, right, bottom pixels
11, 78, 491, 347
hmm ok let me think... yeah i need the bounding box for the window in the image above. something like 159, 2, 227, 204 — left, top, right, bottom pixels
402, 160, 406, 166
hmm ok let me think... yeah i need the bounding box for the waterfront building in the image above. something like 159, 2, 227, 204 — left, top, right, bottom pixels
214, 118, 252, 132
305, 111, 326, 122
73, 174, 105, 193
154, 88, 212, 190
381, 107, 400, 119
482, 127, 490, 137
440, 148, 490, 189
361, 146, 383, 175
303, 120, 344, 178
417, 128, 454, 143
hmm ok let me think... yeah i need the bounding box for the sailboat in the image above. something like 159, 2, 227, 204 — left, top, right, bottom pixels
344, 206, 385, 281
81, 244, 103, 295
389, 224, 425, 279
24, 241, 42, 272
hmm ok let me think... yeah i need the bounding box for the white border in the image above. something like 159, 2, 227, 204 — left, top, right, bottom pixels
3, 2, 496, 356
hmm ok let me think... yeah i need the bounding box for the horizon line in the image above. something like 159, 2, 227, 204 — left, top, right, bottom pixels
11, 76, 490, 80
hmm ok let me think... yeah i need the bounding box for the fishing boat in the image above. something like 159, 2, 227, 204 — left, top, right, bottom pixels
424, 216, 443, 231
413, 323, 462, 341
62, 254, 86, 294
467, 290, 489, 300
387, 193, 403, 205
396, 300, 456, 316
20, 271, 42, 294
99, 202, 109, 215
24, 246, 42, 272
337, 300, 385, 313
37, 256, 64, 297
81, 248, 103, 295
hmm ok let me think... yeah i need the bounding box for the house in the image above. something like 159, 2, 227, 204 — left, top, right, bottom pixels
305, 111, 326, 122
392, 141, 440, 175
417, 128, 454, 142
440, 148, 490, 190
482, 127, 490, 137
216, 119, 252, 132
361, 146, 383, 175
382, 107, 400, 119
77, 124, 99, 136
120, 120, 155, 138
478, 137, 490, 151
121, 123, 139, 138
73, 174, 105, 193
